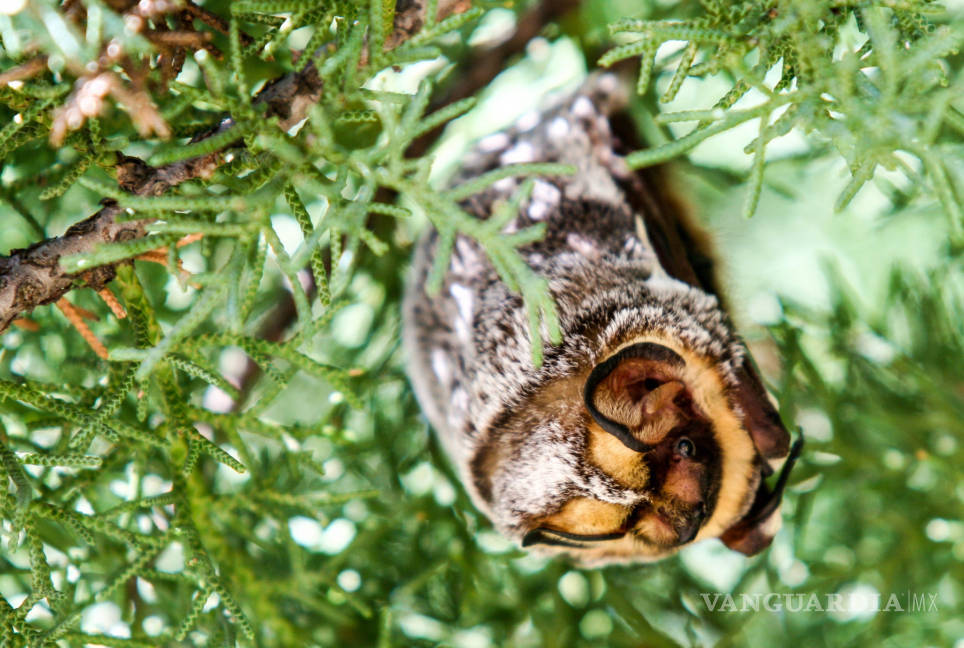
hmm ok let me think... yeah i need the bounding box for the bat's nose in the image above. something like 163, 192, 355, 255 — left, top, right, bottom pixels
676, 502, 707, 544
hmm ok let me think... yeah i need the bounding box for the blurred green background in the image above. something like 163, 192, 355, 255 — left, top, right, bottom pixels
1, 1, 962, 646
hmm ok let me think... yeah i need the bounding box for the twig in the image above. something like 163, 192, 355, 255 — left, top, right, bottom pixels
175, 233, 204, 248
0, 189, 45, 238
134, 250, 172, 267
0, 56, 49, 86
97, 288, 127, 319
12, 318, 40, 332
229, 272, 316, 412
182, 1, 232, 37
56, 298, 109, 360
143, 30, 213, 49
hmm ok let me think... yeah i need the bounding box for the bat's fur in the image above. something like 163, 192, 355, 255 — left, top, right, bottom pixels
403, 76, 793, 565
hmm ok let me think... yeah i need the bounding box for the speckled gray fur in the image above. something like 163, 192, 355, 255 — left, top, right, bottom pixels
402, 78, 748, 541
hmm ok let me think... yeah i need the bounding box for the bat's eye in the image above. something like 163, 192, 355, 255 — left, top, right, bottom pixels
675, 437, 695, 458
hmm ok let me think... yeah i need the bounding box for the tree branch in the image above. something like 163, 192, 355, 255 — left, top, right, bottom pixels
0, 0, 465, 334
0, 62, 321, 334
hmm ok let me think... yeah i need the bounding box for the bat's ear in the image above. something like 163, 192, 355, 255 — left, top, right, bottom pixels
731, 361, 790, 463
720, 497, 782, 556
583, 342, 688, 451
721, 358, 799, 555
721, 436, 804, 555
522, 528, 625, 549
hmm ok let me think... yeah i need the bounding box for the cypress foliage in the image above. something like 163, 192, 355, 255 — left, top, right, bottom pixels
0, 1, 960, 646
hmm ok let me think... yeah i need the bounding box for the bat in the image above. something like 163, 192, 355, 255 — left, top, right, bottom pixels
402, 76, 803, 566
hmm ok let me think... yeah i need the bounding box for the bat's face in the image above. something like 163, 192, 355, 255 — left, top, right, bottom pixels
500, 333, 800, 566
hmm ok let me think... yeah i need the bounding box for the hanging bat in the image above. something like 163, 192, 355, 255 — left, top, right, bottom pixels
402, 76, 803, 565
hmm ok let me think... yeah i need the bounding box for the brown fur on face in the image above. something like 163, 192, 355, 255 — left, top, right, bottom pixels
587, 423, 648, 489
631, 417, 721, 547
583, 396, 722, 549
537, 497, 631, 537
520, 334, 763, 564
582, 339, 724, 546
552, 420, 720, 550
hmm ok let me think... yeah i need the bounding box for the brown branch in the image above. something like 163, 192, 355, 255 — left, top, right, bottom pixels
0, 0, 478, 333
0, 58, 322, 334
143, 30, 213, 49
0, 1, 465, 335
182, 0, 232, 37
386, 0, 472, 49
0, 56, 49, 87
